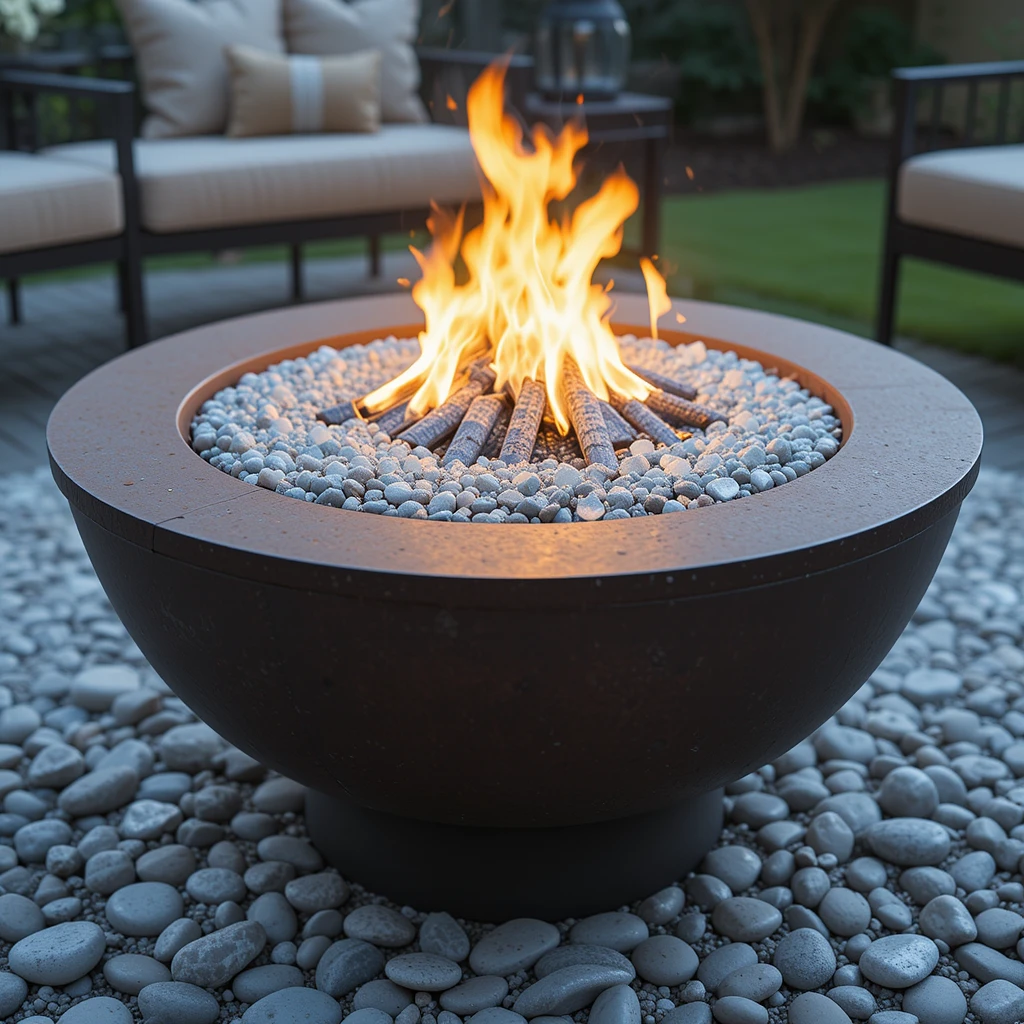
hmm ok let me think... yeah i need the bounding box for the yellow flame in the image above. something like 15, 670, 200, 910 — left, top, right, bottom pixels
639, 257, 671, 342
361, 61, 651, 433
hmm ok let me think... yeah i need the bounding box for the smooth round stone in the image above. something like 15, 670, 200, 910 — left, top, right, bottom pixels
589, 984, 640, 1024
232, 963, 305, 1003
716, 963, 782, 1002
710, 897, 782, 942
138, 772, 193, 804
970, 979, 1024, 1024
104, 881, 183, 937
468, 1010, 527, 1024
877, 767, 940, 818
85, 849, 135, 895
297, 935, 333, 971
242, 987, 343, 1024
257, 835, 323, 872
951, 850, 997, 892
956, 943, 1024, 986
814, 793, 882, 835
630, 935, 698, 986
103, 953, 171, 995
662, 1006, 712, 1024
827, 986, 875, 1020
440, 975, 510, 1014
345, 1010, 394, 1024
58, 765, 138, 817
710, 996, 767, 1024
789, 992, 852, 1024
638, 885, 685, 925
818, 888, 872, 937
70, 665, 139, 710
675, 913, 707, 945
138, 981, 222, 1024
902, 975, 969, 1024
27, 743, 84, 788
859, 935, 940, 989
864, 818, 951, 866
119, 799, 182, 840
696, 944, 758, 993
731, 792, 788, 828
0, 971, 28, 1017
846, 857, 888, 893
536, 944, 636, 980
353, 978, 415, 1016
470, 918, 561, 975
0, 892, 45, 941
420, 912, 471, 962
15, 819, 73, 864
171, 920, 267, 988
512, 965, 635, 1017
159, 723, 222, 772
304, 909, 344, 939
315, 939, 386, 997
154, 917, 202, 963
899, 867, 956, 906
902, 667, 961, 704
232, 811, 279, 842
8, 921, 106, 984
385, 953, 463, 992
136, 844, 197, 885
686, 875, 732, 911
285, 872, 349, 913
186, 866, 246, 904
343, 904, 417, 947
703, 846, 762, 892
919, 894, 977, 946
246, 860, 297, 894
57, 996, 133, 1024
976, 909, 1024, 949
252, 776, 306, 814
772, 929, 836, 990
569, 912, 649, 952
247, 892, 298, 944
804, 811, 855, 862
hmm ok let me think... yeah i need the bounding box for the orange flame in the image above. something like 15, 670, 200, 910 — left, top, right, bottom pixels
363, 62, 663, 433
639, 257, 671, 342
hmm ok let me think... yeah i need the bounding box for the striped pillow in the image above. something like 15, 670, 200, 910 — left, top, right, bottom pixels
225, 44, 381, 137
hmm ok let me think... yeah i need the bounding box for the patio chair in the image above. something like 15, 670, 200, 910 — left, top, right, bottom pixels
0, 70, 145, 347
876, 60, 1024, 345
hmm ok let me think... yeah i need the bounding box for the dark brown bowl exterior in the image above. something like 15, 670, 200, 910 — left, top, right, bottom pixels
48, 295, 982, 828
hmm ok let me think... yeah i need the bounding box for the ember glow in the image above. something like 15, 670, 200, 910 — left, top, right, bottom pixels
361, 61, 665, 434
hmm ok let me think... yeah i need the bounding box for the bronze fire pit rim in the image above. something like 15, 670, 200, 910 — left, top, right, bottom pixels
48, 293, 982, 605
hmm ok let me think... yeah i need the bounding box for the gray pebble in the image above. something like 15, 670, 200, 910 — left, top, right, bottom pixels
827, 986, 875, 1020
247, 892, 298, 944
899, 866, 956, 905
27, 743, 84, 788
56, 996, 133, 1024
58, 765, 138, 817
902, 975, 968, 1024
353, 978, 415, 1015
440, 975, 510, 1014
159, 723, 222, 772
231, 811, 279, 841
256, 835, 323, 872
569, 912, 649, 952
285, 871, 349, 912
791, 867, 831, 908
512, 965, 635, 1017
877, 767, 940, 818
316, 938, 386, 997
638, 885, 684, 925
788, 992, 852, 1024
710, 897, 782, 942
297, 934, 332, 970
8, 921, 106, 984
69, 664, 138, 710
976, 908, 1024, 949
703, 846, 761, 892
709, 996, 766, 1024
951, 850, 996, 892
864, 818, 952, 865
716, 963, 782, 1001
154, 917, 202, 962
344, 904, 417, 947
536, 945, 635, 980
696, 944, 757, 993
346, 1010, 395, 1024
119, 799, 182, 840
0, 892, 44, 941
241, 988, 343, 1024
385, 952, 463, 991
104, 880, 183, 936
232, 963, 305, 1002
970, 979, 1024, 1024
171, 920, 267, 987
0, 971, 28, 1017
468, 1011, 527, 1024
858, 934, 939, 988
675, 913, 706, 944
252, 776, 307, 814
772, 928, 836, 990
954, 942, 1024, 986
137, 981, 221, 1024
186, 866, 246, 904
661, 1006, 711, 1024
420, 911, 471, 962
84, 849, 135, 895
919, 894, 977, 946
589, 984, 640, 1024
817, 888, 872, 937
246, 860, 297, 894
136, 844, 196, 885
102, 952, 171, 995
470, 918, 561, 974
630, 935, 698, 985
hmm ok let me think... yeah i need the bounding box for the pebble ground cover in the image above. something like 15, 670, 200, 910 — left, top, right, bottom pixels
0, 466, 1020, 1024
190, 337, 841, 524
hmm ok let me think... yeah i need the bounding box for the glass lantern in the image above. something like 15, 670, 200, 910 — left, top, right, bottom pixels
535, 0, 632, 102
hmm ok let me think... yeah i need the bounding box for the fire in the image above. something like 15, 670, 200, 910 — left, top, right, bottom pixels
362, 61, 666, 433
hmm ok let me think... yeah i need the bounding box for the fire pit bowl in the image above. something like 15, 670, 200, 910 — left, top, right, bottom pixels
48, 292, 982, 920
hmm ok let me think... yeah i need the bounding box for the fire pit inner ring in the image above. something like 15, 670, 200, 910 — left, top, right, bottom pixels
48, 293, 982, 920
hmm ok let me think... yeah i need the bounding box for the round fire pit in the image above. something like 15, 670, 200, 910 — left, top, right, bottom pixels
48, 293, 982, 920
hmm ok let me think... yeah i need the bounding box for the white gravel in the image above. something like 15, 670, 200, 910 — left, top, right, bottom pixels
0, 465, 1021, 1024
190, 337, 841, 524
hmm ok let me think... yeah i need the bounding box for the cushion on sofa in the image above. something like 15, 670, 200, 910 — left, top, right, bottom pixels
44, 125, 479, 234
226, 44, 381, 137
115, 0, 284, 139
898, 144, 1024, 250
0, 152, 123, 256
283, 0, 426, 124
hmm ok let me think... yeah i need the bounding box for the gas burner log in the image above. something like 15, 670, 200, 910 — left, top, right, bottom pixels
397, 367, 498, 450
628, 365, 698, 401
560, 357, 618, 471
499, 379, 547, 467
371, 401, 414, 438
442, 394, 509, 468
610, 394, 686, 448
600, 401, 638, 448
645, 389, 728, 432
316, 398, 361, 427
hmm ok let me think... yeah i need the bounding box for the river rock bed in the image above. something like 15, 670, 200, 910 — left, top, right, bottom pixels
0, 466, 1021, 1024
189, 336, 841, 524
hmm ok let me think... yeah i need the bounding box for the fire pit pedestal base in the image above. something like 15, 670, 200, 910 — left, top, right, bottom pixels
305, 787, 725, 921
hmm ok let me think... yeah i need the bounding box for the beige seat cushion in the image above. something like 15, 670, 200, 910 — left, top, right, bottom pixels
115, 0, 284, 139
899, 144, 1024, 250
44, 125, 479, 234
283, 0, 426, 124
0, 152, 123, 256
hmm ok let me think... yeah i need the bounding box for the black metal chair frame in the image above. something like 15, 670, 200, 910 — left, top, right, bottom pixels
1, 69, 145, 347
2, 49, 533, 348
876, 60, 1024, 346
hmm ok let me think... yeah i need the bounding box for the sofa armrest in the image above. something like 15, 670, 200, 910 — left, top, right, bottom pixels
417, 47, 534, 125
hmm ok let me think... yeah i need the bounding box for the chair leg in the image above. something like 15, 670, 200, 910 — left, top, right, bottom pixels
875, 245, 901, 347
7, 278, 22, 325
368, 234, 381, 278
122, 256, 148, 349
290, 244, 304, 303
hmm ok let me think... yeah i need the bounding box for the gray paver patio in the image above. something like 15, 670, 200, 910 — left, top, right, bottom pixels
1, 252, 1022, 475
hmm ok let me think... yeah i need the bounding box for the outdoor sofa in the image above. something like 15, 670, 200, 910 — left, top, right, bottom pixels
876, 60, 1024, 345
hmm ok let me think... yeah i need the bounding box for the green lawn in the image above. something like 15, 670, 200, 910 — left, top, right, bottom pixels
649, 179, 1024, 363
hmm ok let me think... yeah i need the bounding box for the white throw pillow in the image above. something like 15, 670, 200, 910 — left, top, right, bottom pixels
116, 0, 285, 138
283, 0, 427, 124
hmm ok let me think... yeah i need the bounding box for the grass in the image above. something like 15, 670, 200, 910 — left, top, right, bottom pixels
648, 179, 1024, 363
